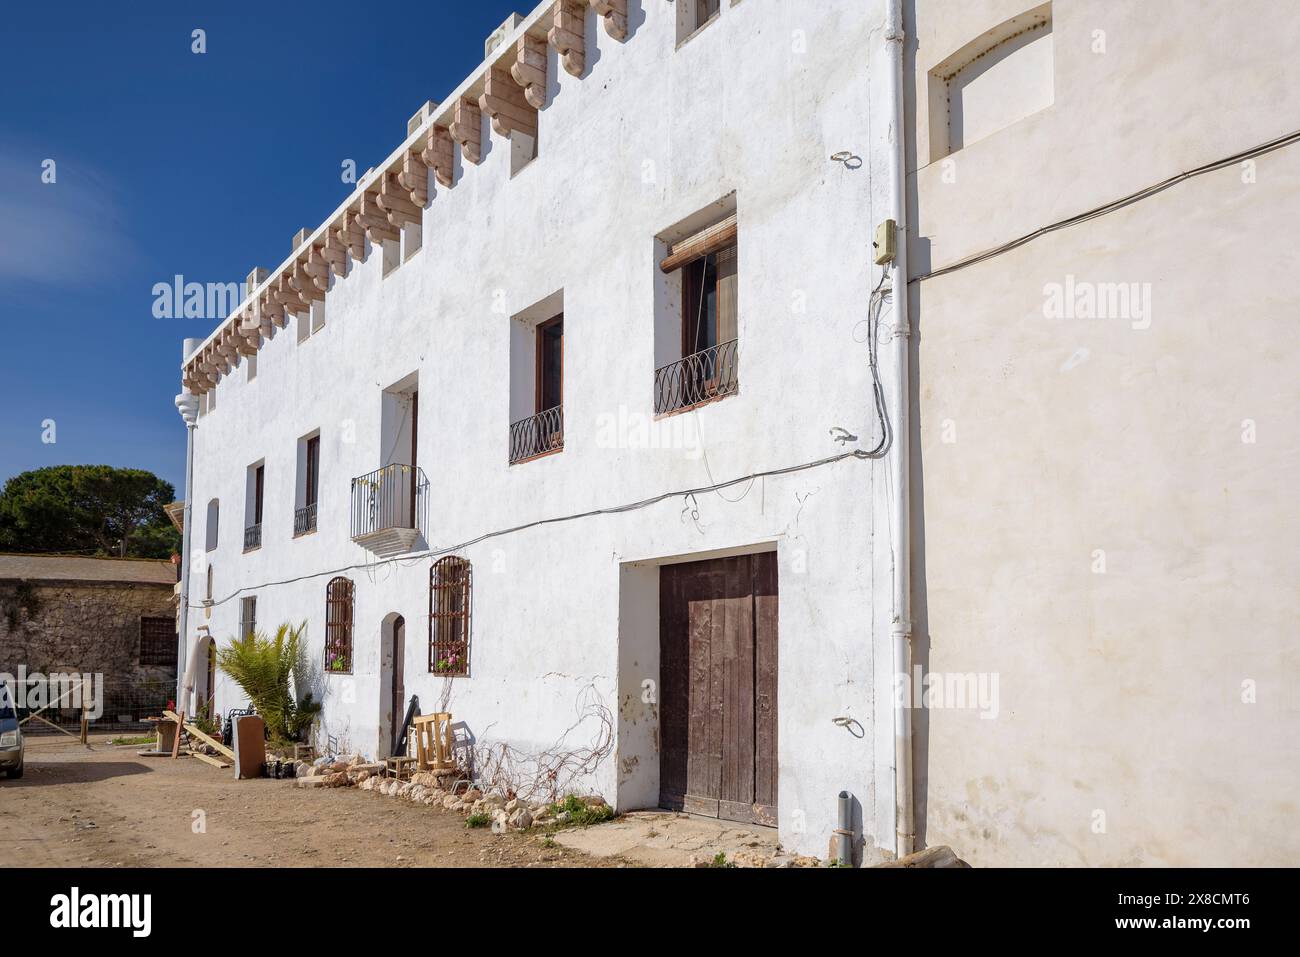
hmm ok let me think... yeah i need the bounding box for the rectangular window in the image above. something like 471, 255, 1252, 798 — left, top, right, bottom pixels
244, 462, 264, 551
295, 432, 320, 536
535, 315, 563, 413
677, 0, 722, 44
238, 596, 257, 639
655, 211, 740, 415
305, 436, 320, 507
140, 617, 177, 667
246, 352, 257, 382
254, 465, 265, 524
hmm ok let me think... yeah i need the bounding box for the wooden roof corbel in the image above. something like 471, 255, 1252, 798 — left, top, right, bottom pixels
591, 0, 628, 41
511, 34, 548, 110
450, 98, 482, 165
480, 67, 537, 139
549, 0, 586, 77
421, 125, 455, 188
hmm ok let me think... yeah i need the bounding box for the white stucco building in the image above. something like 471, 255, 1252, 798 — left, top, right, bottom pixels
174, 0, 1300, 866
177, 0, 898, 863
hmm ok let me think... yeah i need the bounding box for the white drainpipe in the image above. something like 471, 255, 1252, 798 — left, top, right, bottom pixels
173, 339, 202, 714
884, 0, 915, 860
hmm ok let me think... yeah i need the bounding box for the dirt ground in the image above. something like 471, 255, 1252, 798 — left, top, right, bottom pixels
0, 736, 626, 868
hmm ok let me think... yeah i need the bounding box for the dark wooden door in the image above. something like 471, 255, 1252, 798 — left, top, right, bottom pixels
659, 552, 777, 826
391, 616, 406, 754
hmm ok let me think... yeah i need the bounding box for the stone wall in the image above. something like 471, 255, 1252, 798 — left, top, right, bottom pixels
0, 580, 177, 706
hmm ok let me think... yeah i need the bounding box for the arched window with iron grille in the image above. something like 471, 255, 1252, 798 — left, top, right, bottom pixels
325, 577, 354, 673
429, 557, 471, 676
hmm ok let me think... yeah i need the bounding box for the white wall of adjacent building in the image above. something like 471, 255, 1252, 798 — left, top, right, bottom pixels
907, 0, 1300, 865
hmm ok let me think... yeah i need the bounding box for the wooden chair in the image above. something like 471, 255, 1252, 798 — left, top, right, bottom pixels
411, 712, 456, 772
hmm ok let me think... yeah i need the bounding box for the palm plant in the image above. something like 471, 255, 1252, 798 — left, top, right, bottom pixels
217, 621, 321, 745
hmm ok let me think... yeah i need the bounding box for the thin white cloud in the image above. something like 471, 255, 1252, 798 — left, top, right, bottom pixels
0, 151, 143, 285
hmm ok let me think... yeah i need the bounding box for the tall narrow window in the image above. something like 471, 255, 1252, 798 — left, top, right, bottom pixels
296, 433, 320, 536
429, 557, 471, 676
239, 596, 257, 639
205, 499, 220, 552
655, 213, 740, 415
535, 316, 563, 414
306, 435, 320, 508
254, 465, 264, 525
509, 315, 564, 464
325, 577, 355, 673
205, 565, 214, 602
244, 463, 264, 551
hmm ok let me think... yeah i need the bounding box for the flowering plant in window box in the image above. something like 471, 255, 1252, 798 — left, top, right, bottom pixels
434, 652, 462, 674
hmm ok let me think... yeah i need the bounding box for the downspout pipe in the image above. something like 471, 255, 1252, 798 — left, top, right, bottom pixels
173, 338, 202, 715
884, 0, 915, 860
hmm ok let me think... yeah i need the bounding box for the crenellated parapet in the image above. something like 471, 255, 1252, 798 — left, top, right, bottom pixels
183, 0, 647, 394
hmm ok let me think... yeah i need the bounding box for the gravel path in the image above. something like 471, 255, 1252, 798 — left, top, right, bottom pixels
0, 737, 622, 868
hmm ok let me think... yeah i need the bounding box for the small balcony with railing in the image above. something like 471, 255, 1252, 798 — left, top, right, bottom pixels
654, 338, 738, 415
243, 522, 262, 552
508, 406, 564, 465
350, 464, 428, 557
293, 503, 317, 537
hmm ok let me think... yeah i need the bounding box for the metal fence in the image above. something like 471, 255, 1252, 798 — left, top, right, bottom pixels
12, 676, 174, 737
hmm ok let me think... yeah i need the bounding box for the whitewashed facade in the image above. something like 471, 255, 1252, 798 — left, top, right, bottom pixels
178, 0, 898, 863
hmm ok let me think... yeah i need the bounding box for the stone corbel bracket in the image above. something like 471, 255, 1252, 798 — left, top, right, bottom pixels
549, 0, 586, 77
421, 125, 455, 188
399, 150, 429, 208
511, 34, 548, 110
355, 191, 400, 246
480, 67, 537, 139
378, 171, 423, 229
591, 0, 628, 41
451, 98, 483, 165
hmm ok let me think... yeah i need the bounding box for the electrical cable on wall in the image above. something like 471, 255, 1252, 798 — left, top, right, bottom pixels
191, 191, 899, 613
914, 127, 1300, 284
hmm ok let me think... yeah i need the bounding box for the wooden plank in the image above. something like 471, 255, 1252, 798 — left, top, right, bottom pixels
753, 551, 779, 815
189, 751, 231, 770
164, 710, 236, 762
719, 555, 756, 821
658, 563, 687, 809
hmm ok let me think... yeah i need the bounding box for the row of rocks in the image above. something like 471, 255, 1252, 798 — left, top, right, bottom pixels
292, 754, 611, 833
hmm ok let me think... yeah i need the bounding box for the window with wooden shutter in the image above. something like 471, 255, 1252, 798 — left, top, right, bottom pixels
429, 557, 471, 676
325, 577, 354, 673
654, 212, 740, 415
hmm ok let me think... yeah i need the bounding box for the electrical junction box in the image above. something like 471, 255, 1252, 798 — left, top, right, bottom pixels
873, 219, 897, 265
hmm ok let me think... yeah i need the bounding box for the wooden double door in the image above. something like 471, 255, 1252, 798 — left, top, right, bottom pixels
659, 552, 778, 826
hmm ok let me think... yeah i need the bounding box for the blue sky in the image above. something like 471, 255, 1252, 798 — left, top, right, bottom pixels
0, 0, 522, 494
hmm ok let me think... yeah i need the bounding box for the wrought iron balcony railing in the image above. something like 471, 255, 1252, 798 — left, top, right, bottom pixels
509, 406, 564, 465
243, 523, 262, 551
350, 464, 428, 546
654, 338, 739, 415
294, 503, 317, 537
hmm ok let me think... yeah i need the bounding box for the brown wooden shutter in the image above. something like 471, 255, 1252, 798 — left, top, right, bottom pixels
659, 214, 738, 273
